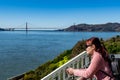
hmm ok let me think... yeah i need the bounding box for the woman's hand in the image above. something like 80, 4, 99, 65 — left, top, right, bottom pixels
66, 68, 74, 75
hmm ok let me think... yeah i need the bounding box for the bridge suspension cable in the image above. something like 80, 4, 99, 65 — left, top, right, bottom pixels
14, 22, 59, 30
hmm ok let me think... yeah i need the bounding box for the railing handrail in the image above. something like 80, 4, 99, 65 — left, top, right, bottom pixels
41, 51, 88, 80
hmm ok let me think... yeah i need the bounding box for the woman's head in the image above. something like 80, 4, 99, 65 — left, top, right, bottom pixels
85, 37, 100, 55
85, 37, 108, 61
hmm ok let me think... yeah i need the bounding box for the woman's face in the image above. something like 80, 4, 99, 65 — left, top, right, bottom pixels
86, 42, 95, 55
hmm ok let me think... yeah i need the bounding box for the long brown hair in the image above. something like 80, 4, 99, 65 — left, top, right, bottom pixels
86, 37, 109, 61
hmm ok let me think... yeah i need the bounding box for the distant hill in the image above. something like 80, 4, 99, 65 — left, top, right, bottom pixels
0, 28, 14, 31
59, 23, 120, 32
0, 28, 6, 31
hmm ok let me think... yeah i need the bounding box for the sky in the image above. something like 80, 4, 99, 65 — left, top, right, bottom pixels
0, 0, 120, 29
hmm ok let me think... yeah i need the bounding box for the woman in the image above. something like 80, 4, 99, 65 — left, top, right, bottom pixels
66, 37, 114, 80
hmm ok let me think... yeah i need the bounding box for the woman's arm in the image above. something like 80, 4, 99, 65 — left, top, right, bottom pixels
68, 53, 103, 78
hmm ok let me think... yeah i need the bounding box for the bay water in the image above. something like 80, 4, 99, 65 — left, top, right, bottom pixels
0, 31, 119, 80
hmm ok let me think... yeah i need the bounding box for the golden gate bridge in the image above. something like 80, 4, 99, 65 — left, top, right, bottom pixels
9, 22, 60, 31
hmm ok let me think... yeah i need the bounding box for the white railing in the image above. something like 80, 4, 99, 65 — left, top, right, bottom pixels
41, 51, 91, 80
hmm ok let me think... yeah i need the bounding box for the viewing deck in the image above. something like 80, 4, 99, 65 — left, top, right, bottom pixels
41, 51, 120, 80
41, 51, 91, 80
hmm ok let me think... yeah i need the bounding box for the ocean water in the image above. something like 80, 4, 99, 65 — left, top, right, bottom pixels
0, 31, 119, 80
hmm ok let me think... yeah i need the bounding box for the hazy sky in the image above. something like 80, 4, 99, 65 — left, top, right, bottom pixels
0, 0, 120, 29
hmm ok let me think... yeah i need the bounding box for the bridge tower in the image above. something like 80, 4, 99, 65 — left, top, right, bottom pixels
26, 22, 28, 32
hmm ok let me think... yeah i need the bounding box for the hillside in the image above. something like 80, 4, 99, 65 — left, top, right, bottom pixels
59, 23, 120, 32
